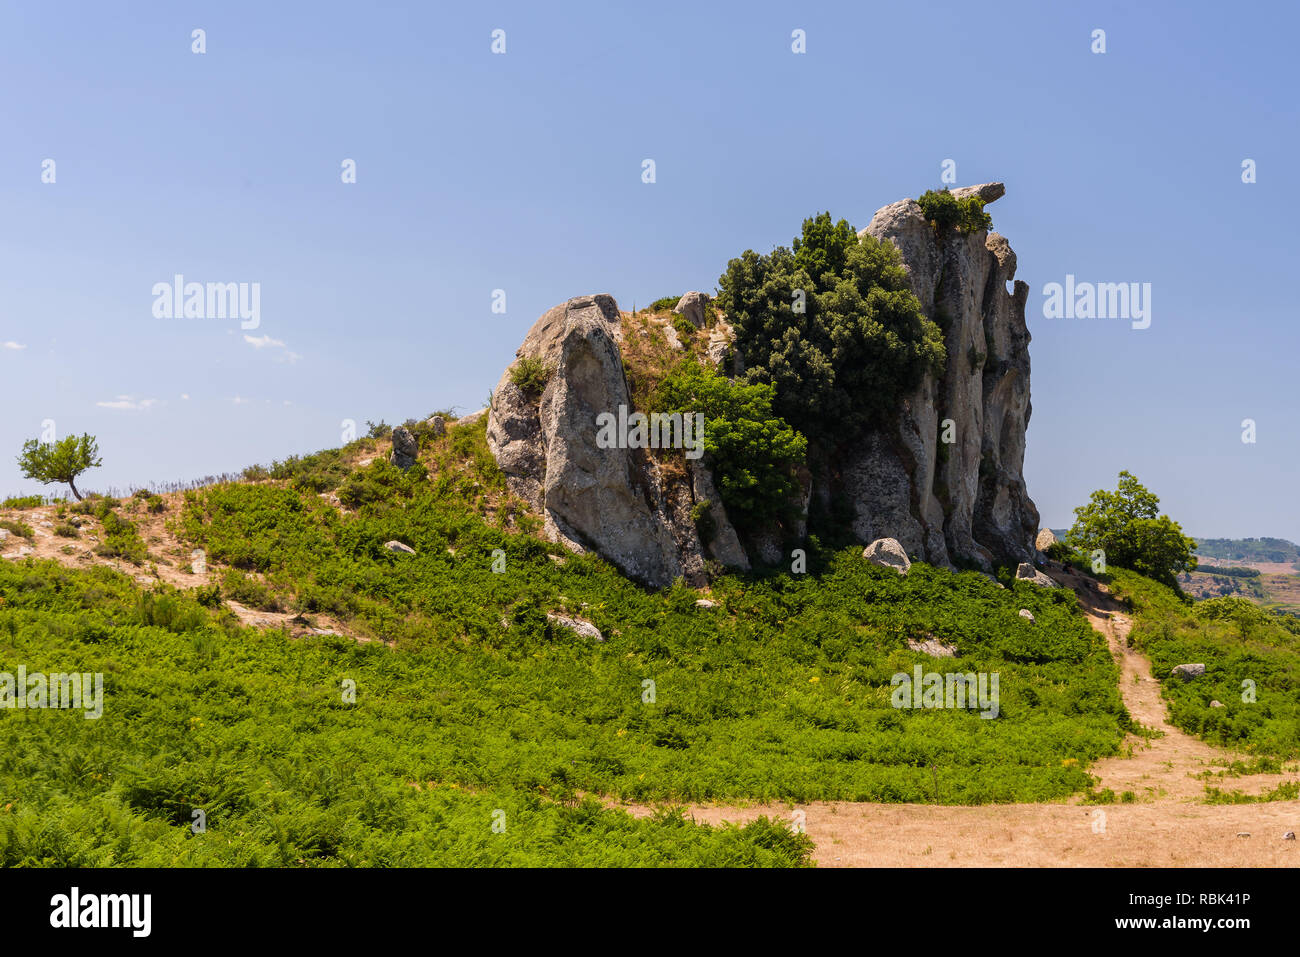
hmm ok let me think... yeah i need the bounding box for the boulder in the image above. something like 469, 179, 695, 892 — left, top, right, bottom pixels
1210, 700, 1224, 708
547, 613, 603, 641
1035, 528, 1057, 551
390, 426, 418, 469
1015, 562, 1058, 588
1170, 663, 1206, 682
384, 541, 416, 554
1018, 608, 1035, 623
672, 291, 711, 329
863, 537, 911, 575
694, 599, 720, 610
428, 415, 446, 437
456, 408, 489, 428
906, 635, 956, 657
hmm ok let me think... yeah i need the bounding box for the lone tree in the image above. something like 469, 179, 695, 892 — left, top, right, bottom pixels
17, 433, 102, 501
1067, 471, 1197, 588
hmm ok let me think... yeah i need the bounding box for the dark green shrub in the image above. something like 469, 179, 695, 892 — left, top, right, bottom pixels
717, 212, 944, 442
916, 189, 993, 235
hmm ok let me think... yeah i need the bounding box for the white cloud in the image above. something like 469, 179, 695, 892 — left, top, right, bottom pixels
243, 334, 285, 350
2, 341, 26, 350
97, 395, 157, 411
243, 333, 301, 365
231, 395, 252, 405
180, 393, 190, 400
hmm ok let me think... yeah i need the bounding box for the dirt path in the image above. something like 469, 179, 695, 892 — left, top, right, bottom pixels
612, 563, 1299, 866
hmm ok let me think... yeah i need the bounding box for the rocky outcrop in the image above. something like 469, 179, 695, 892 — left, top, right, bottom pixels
487, 295, 745, 588
673, 291, 711, 329
846, 183, 1039, 571
1171, 663, 1206, 682
484, 182, 1040, 587
390, 427, 418, 469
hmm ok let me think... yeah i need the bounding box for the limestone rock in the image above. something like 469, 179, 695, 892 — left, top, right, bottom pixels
1018, 608, 1035, 623
1210, 700, 1224, 708
1170, 663, 1206, 682
487, 295, 712, 588
863, 537, 911, 575
547, 613, 603, 641
907, 634, 956, 657
1015, 562, 1057, 588
694, 599, 720, 609
390, 427, 418, 469
428, 415, 446, 437
456, 408, 488, 428
384, 541, 416, 554
853, 183, 1038, 572
672, 291, 711, 329
1035, 528, 1057, 551
706, 325, 734, 372
689, 458, 749, 570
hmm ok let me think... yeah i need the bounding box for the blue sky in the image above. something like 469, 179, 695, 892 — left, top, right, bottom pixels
2, 0, 1296, 542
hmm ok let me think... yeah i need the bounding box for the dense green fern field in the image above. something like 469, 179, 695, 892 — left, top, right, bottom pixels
0, 426, 1130, 865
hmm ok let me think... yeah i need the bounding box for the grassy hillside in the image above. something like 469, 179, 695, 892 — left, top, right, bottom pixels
0, 420, 1131, 866
1110, 569, 1300, 758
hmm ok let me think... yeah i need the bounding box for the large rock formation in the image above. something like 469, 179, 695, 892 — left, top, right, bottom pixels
844, 182, 1039, 571
485, 183, 1039, 585
487, 295, 743, 587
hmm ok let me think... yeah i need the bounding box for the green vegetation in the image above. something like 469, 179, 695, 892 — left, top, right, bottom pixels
1, 496, 44, 510
0, 420, 1136, 864
651, 358, 806, 527
0, 558, 809, 867
16, 434, 102, 502
1194, 537, 1300, 566
0, 519, 34, 540
915, 189, 993, 236
648, 295, 681, 312
1113, 571, 1300, 757
717, 211, 945, 442
93, 511, 147, 564
508, 357, 553, 396
1067, 471, 1197, 587
1198, 566, 1261, 579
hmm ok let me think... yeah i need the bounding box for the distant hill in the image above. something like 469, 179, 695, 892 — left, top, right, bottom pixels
1051, 531, 1300, 567
1193, 537, 1300, 565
